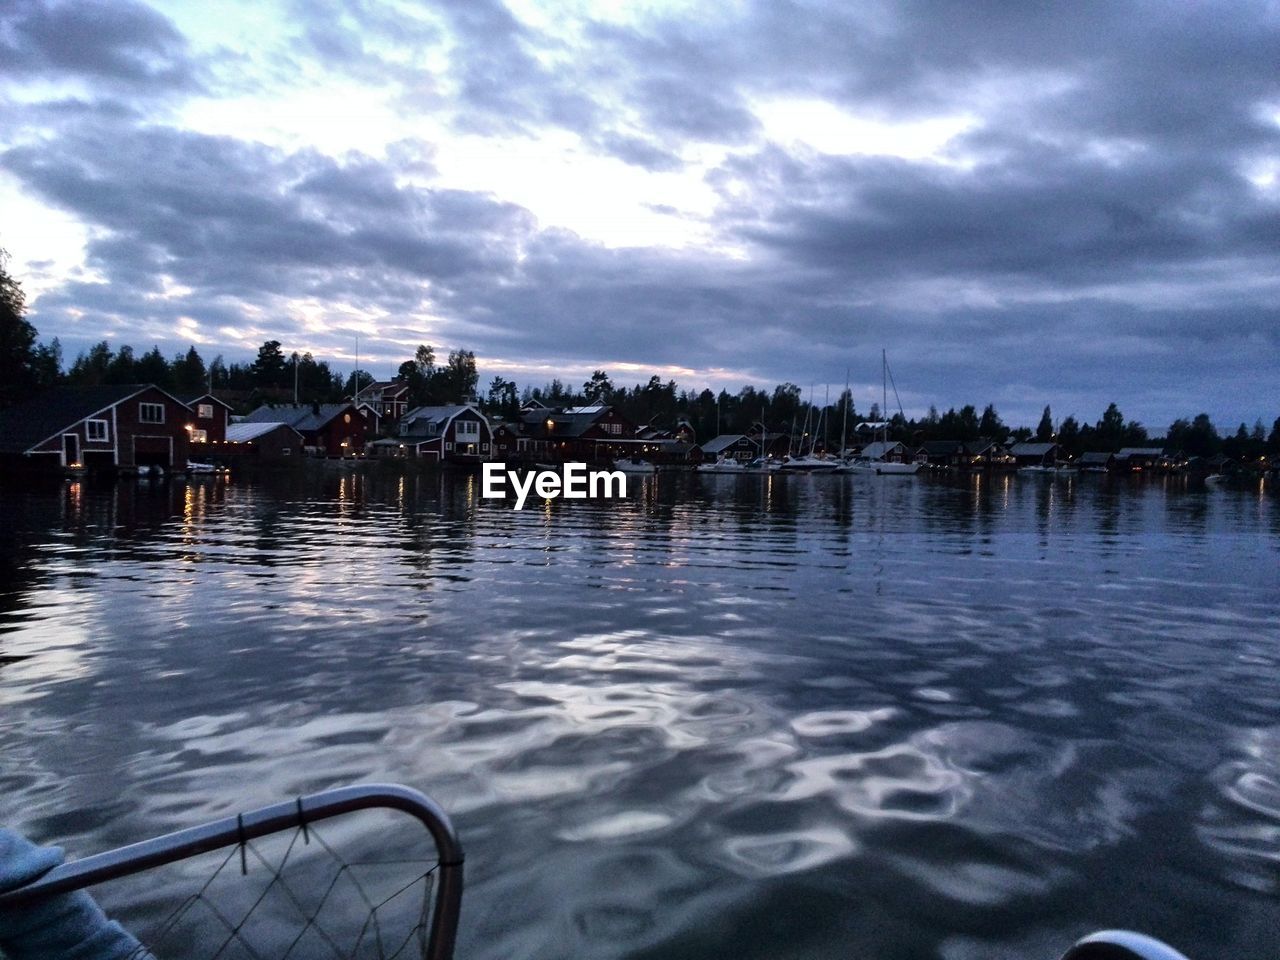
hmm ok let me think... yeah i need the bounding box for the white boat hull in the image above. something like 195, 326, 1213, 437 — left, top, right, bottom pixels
872, 461, 920, 475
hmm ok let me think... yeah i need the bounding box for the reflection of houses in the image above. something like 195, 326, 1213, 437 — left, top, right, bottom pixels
0, 384, 194, 472
352, 380, 411, 424
240, 403, 372, 457
223, 422, 304, 463
370, 404, 492, 462
1009, 441, 1058, 467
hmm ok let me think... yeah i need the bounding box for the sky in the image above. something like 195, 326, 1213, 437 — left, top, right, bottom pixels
1, 0, 1277, 430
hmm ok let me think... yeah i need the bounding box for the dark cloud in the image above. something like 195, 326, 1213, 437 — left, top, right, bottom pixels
3, 0, 1279, 427
0, 0, 195, 90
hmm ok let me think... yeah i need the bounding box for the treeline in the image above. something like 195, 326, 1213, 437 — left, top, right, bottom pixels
1, 251, 1276, 459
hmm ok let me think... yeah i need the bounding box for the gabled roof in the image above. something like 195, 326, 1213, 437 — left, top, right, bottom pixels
1080, 451, 1114, 463
0, 384, 183, 454
1115, 447, 1165, 458
180, 393, 234, 409
1009, 441, 1057, 456
702, 434, 748, 454
242, 403, 359, 431
226, 421, 303, 443
967, 438, 1006, 455
919, 440, 966, 455
860, 441, 905, 459
401, 404, 486, 438
354, 380, 409, 400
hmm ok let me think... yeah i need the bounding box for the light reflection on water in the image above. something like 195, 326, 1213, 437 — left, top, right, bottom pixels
0, 469, 1278, 959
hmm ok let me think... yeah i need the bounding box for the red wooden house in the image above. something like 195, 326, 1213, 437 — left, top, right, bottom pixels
240, 403, 373, 457
0, 384, 195, 472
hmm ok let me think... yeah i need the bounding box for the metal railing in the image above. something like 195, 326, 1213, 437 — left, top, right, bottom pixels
0, 783, 464, 960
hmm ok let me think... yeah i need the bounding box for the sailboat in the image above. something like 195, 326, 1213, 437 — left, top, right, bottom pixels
850, 350, 919, 476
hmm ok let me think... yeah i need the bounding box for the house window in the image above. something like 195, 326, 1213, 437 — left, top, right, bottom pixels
139, 402, 165, 424
445, 441, 453, 451
197, 403, 213, 419
282, 448, 291, 456
192, 429, 208, 442
85, 419, 109, 442
455, 420, 479, 441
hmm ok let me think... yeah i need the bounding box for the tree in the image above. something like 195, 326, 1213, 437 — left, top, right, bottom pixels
1167, 413, 1219, 459
136, 345, 171, 387
979, 403, 1008, 443
486, 376, 519, 418
582, 370, 613, 403
1036, 405, 1054, 442
32, 337, 62, 389
1270, 416, 1280, 454
1057, 415, 1081, 456
431, 349, 478, 403
0, 249, 37, 407
250, 340, 289, 389
105, 345, 136, 384
68, 341, 114, 386
172, 345, 207, 394
1096, 402, 1126, 451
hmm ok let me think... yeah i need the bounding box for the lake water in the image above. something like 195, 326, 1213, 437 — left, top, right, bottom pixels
1, 468, 1277, 959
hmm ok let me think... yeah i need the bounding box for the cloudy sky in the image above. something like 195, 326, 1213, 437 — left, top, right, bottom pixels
2, 0, 1277, 428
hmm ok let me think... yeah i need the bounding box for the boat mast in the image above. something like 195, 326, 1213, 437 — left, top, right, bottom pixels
882, 349, 888, 450
840, 367, 849, 457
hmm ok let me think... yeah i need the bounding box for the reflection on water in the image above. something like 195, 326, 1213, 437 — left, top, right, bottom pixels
1, 469, 1277, 959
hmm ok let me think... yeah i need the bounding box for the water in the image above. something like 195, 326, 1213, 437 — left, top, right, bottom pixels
1, 468, 1277, 959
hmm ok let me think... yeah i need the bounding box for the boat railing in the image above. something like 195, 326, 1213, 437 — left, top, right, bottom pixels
0, 782, 464, 960
1059, 930, 1191, 960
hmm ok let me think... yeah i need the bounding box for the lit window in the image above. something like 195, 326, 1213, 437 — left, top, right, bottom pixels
85, 419, 109, 442
139, 403, 164, 424
192, 429, 208, 442
197, 403, 213, 419
344, 413, 351, 423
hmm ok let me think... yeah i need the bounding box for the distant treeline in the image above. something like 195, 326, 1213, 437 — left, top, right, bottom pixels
1, 253, 1277, 461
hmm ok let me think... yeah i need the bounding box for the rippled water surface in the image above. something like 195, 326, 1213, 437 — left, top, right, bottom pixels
1, 468, 1278, 959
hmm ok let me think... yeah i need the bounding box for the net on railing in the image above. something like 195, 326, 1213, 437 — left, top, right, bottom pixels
0, 785, 463, 960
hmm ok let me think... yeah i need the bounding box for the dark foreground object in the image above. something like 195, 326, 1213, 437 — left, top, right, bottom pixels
1062, 930, 1191, 960
0, 783, 464, 960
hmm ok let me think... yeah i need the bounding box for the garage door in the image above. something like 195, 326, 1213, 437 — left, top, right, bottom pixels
133, 435, 173, 468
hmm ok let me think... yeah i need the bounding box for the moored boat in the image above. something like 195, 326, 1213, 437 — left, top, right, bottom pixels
614, 457, 656, 474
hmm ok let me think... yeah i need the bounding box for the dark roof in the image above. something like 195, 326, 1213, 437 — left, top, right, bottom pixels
919, 440, 966, 455
1080, 451, 1114, 463
242, 403, 357, 431
702, 434, 748, 454
1010, 441, 1057, 456
0, 384, 157, 454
